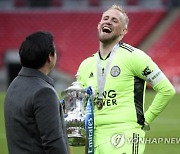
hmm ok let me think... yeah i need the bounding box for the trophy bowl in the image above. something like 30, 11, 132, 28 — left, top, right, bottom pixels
62, 82, 88, 146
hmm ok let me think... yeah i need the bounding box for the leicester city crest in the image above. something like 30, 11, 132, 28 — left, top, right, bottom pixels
110, 66, 121, 77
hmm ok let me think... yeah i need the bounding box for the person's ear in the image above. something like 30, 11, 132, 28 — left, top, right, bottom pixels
122, 28, 128, 35
47, 54, 51, 63
97, 22, 101, 30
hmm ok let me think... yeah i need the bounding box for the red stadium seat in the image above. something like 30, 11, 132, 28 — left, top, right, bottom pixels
123, 10, 166, 47
147, 14, 180, 83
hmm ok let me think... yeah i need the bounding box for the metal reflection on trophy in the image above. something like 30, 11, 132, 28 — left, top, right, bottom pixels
61, 82, 88, 146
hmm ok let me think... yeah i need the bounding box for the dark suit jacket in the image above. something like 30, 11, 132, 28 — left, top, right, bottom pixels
4, 67, 69, 154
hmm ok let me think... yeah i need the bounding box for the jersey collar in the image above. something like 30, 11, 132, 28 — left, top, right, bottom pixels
98, 41, 122, 60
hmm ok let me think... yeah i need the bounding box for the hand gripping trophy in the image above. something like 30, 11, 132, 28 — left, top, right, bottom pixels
61, 82, 94, 149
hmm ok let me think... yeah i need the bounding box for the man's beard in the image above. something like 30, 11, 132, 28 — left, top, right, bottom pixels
98, 32, 120, 44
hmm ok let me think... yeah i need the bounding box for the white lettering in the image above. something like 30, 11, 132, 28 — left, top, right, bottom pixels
87, 118, 93, 153
146, 68, 165, 86
164, 138, 171, 144
170, 138, 176, 144
126, 137, 180, 145
176, 138, 180, 144
157, 138, 163, 144
145, 138, 151, 144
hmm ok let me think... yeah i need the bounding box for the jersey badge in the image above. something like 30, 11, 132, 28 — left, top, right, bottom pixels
110, 66, 121, 77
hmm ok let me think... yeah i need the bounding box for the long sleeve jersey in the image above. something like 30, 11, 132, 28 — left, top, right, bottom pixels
76, 42, 175, 132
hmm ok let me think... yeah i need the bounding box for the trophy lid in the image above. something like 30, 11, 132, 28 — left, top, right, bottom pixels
61, 81, 86, 97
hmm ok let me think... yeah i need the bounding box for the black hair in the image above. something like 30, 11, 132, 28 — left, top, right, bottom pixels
19, 31, 55, 69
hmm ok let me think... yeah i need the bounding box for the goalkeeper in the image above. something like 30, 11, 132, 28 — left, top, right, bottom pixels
75, 4, 175, 154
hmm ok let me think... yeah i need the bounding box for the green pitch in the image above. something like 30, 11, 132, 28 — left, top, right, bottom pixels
0, 90, 180, 154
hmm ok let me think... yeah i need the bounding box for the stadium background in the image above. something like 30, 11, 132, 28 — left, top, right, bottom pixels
0, 0, 179, 153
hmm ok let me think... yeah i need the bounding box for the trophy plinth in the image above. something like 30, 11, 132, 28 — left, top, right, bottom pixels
66, 119, 86, 146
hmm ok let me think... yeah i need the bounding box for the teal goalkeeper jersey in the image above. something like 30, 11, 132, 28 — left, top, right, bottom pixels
76, 42, 175, 130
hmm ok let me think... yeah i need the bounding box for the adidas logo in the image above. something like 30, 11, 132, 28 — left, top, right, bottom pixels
89, 72, 94, 78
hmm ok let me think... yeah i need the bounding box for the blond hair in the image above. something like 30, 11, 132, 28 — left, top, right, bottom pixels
107, 4, 129, 27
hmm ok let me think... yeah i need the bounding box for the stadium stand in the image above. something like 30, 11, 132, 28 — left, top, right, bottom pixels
123, 10, 166, 46
51, 0, 63, 7
147, 14, 180, 86
14, 0, 27, 7
126, 0, 139, 5
0, 10, 166, 76
88, 0, 100, 6
14, 0, 63, 7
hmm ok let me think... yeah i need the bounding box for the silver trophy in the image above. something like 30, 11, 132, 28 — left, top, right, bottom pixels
61, 82, 88, 146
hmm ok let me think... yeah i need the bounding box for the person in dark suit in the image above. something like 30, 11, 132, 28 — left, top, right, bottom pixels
4, 31, 69, 154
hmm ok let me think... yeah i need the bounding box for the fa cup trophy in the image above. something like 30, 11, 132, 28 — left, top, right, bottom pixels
61, 82, 89, 146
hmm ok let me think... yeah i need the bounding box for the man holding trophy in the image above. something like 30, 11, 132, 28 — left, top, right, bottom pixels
62, 4, 175, 154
